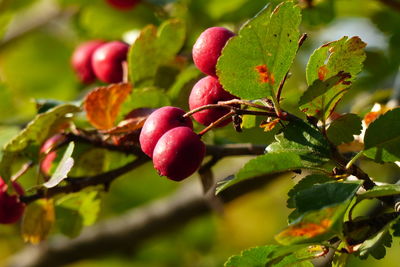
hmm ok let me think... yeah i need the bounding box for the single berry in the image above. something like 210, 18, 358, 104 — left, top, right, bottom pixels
139, 106, 193, 157
40, 134, 66, 176
189, 76, 237, 127
71, 40, 105, 84
106, 0, 140, 10
153, 127, 205, 181
0, 177, 25, 224
92, 41, 129, 83
192, 27, 235, 76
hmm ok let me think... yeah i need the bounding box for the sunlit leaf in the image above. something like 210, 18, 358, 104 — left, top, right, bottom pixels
84, 83, 132, 130
217, 2, 301, 99
303, 36, 366, 120
43, 142, 75, 188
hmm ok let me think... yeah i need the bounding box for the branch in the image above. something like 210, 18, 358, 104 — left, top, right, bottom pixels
7, 174, 281, 267
21, 143, 265, 204
378, 0, 400, 12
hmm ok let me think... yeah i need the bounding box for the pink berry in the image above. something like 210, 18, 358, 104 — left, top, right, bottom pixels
189, 76, 237, 127
0, 177, 25, 224
192, 27, 235, 76
139, 106, 193, 157
106, 0, 140, 10
153, 127, 205, 181
71, 40, 105, 84
92, 41, 129, 83
40, 134, 66, 176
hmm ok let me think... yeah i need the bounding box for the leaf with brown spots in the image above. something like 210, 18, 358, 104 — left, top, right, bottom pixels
302, 36, 366, 121
84, 83, 132, 130
217, 2, 301, 99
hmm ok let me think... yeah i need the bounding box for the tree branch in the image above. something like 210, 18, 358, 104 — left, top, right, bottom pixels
7, 174, 281, 267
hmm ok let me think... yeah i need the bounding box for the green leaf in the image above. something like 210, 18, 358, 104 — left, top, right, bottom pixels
225, 245, 279, 267
276, 182, 361, 245
224, 244, 320, 267
0, 104, 80, 180
287, 174, 332, 209
304, 36, 366, 120
266, 120, 332, 167
167, 65, 201, 102
43, 142, 75, 188
364, 108, 400, 163
55, 206, 83, 238
216, 152, 304, 194
128, 19, 186, 87
357, 184, 400, 201
358, 230, 392, 260
3, 104, 80, 153
326, 113, 362, 145
217, 2, 301, 99
56, 190, 101, 228
120, 87, 171, 117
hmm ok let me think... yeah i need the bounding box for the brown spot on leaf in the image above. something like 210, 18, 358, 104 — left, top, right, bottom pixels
260, 118, 280, 132
318, 66, 329, 81
281, 219, 331, 238
255, 64, 275, 85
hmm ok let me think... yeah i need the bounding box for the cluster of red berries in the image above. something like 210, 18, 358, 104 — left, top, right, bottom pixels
106, 0, 140, 11
139, 27, 237, 181
0, 177, 25, 224
71, 40, 129, 84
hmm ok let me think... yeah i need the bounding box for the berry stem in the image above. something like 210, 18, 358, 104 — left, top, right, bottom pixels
183, 104, 233, 118
198, 111, 235, 136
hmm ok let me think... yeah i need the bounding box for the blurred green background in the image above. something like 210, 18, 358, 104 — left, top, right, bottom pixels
1, 0, 400, 266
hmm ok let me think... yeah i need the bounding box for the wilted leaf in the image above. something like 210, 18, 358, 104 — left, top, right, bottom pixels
84, 83, 132, 130
217, 2, 301, 99
43, 142, 75, 188
22, 199, 55, 244
364, 108, 400, 163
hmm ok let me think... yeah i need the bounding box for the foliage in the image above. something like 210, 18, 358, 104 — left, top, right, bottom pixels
1, 0, 400, 266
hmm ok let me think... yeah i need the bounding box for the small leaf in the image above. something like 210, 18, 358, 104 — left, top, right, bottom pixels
55, 206, 83, 238
84, 83, 132, 130
129, 19, 186, 87
217, 2, 301, 99
43, 142, 75, 188
304, 36, 366, 120
327, 113, 362, 145
287, 174, 332, 208
357, 184, 400, 201
22, 199, 55, 244
225, 245, 279, 267
364, 108, 400, 163
120, 87, 171, 115
358, 230, 392, 260
216, 152, 304, 194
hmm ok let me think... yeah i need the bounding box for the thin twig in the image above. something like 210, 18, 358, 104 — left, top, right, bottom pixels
198, 111, 235, 136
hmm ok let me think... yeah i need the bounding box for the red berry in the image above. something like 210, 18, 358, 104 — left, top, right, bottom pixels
189, 76, 237, 127
153, 127, 205, 181
139, 106, 193, 157
106, 0, 140, 10
40, 134, 66, 176
0, 177, 25, 224
71, 40, 105, 84
192, 27, 235, 76
92, 41, 129, 83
